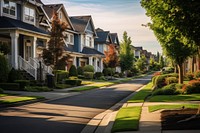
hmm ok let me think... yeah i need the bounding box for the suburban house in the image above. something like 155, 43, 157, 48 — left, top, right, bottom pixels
0, 0, 51, 80
69, 15, 104, 72
183, 55, 200, 75
133, 46, 143, 59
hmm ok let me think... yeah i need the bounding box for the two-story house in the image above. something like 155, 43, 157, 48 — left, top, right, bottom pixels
0, 0, 51, 80
69, 15, 104, 72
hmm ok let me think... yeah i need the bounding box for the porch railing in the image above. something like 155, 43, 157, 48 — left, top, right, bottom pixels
18, 56, 37, 80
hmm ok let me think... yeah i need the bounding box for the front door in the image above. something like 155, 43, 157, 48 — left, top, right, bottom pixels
24, 39, 33, 61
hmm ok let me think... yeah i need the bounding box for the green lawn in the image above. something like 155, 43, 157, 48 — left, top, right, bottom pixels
112, 106, 142, 133
149, 104, 199, 112
0, 94, 9, 97
128, 82, 153, 103
148, 94, 200, 102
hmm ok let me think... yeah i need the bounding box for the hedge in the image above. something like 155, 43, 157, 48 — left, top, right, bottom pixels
64, 79, 82, 86
14, 80, 30, 90
0, 83, 20, 91
84, 72, 94, 79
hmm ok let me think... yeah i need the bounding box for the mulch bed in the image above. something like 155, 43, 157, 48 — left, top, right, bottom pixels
161, 109, 200, 130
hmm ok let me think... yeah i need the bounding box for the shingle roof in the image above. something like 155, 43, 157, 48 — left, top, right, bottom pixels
43, 4, 63, 19
0, 16, 48, 35
95, 31, 110, 44
64, 44, 76, 52
69, 16, 91, 32
135, 47, 143, 51
36, 0, 43, 4
82, 47, 104, 55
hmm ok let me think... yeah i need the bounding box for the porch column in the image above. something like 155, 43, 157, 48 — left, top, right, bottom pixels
89, 57, 93, 65
94, 57, 98, 72
10, 32, 19, 69
73, 56, 77, 67
33, 36, 37, 58
100, 58, 104, 72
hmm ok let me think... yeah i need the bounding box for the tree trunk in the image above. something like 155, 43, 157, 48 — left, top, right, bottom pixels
178, 63, 183, 84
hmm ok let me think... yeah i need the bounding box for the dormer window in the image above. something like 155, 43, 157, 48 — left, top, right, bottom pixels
3, 0, 16, 18
24, 6, 35, 24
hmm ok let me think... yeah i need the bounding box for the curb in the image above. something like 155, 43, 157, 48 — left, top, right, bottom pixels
81, 84, 147, 133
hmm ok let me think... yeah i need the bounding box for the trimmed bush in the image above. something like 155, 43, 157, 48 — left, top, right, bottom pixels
14, 80, 30, 90
165, 77, 178, 85
94, 72, 103, 79
24, 86, 52, 92
183, 80, 200, 94
64, 79, 82, 86
84, 72, 94, 79
78, 75, 84, 79
114, 74, 120, 78
8, 68, 23, 83
0, 54, 9, 83
83, 65, 94, 73
184, 73, 194, 80
77, 66, 84, 75
103, 68, 115, 76
152, 76, 158, 86
69, 65, 78, 77
153, 83, 181, 95
0, 83, 20, 91
154, 75, 166, 88
194, 71, 200, 78
69, 76, 78, 80
54, 70, 69, 83
99, 76, 106, 80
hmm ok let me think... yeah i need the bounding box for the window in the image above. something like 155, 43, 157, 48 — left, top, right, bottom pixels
86, 36, 92, 47
59, 12, 62, 20
24, 7, 35, 23
65, 34, 74, 44
3, 0, 16, 17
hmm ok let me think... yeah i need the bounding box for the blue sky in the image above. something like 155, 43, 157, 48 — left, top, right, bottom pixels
42, 0, 162, 54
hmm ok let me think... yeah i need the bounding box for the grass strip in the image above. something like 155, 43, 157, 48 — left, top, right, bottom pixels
0, 94, 9, 97
149, 104, 199, 112
112, 106, 142, 133
149, 94, 200, 102
128, 82, 153, 103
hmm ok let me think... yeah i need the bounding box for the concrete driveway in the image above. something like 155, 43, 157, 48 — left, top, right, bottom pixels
0, 75, 152, 133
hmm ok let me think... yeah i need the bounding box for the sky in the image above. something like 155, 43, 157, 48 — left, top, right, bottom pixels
42, 0, 162, 54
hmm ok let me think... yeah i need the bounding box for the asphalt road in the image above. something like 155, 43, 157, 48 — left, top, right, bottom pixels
0, 75, 152, 133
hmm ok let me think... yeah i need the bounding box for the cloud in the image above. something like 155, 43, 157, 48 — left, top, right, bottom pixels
41, 0, 162, 54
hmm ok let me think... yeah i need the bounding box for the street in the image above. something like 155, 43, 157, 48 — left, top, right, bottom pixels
0, 75, 151, 133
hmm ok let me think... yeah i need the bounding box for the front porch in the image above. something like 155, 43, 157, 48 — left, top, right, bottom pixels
0, 29, 50, 80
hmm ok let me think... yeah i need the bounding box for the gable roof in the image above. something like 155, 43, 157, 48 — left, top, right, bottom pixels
95, 30, 110, 44
70, 15, 97, 36
135, 47, 143, 51
0, 16, 48, 36
35, 0, 43, 4
110, 33, 119, 45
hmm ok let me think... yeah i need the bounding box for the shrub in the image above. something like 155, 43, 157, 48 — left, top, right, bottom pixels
69, 76, 78, 80
99, 76, 106, 80
94, 72, 103, 79
183, 80, 200, 94
194, 71, 200, 78
64, 79, 82, 86
114, 74, 120, 78
153, 83, 181, 95
84, 72, 94, 79
14, 80, 30, 90
154, 75, 166, 88
119, 73, 124, 78
0, 83, 20, 91
153, 72, 161, 77
0, 54, 9, 83
184, 73, 194, 81
24, 86, 52, 92
127, 70, 133, 77
8, 68, 23, 83
83, 65, 94, 73
54, 70, 69, 83
165, 77, 178, 85
152, 76, 158, 86
69, 65, 77, 77
77, 66, 84, 75
0, 88, 3, 93
78, 75, 84, 79
103, 68, 114, 76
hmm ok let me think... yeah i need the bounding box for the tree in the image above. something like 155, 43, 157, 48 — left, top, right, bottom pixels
141, 0, 198, 83
119, 31, 134, 74
43, 12, 68, 70
0, 54, 9, 83
103, 44, 119, 78
135, 55, 147, 72
159, 55, 165, 69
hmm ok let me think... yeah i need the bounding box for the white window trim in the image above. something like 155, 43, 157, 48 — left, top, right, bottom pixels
85, 34, 93, 48
65, 33, 74, 45
2, 0, 17, 19
23, 6, 35, 25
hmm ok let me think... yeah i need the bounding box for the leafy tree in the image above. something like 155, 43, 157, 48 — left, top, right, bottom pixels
141, 0, 198, 83
135, 55, 147, 72
0, 43, 10, 55
119, 31, 134, 74
159, 55, 165, 69
103, 44, 119, 78
0, 54, 9, 83
43, 12, 68, 70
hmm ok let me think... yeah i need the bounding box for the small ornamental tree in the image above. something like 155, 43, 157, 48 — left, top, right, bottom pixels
119, 31, 134, 75
43, 12, 69, 70
103, 44, 119, 78
69, 65, 78, 77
